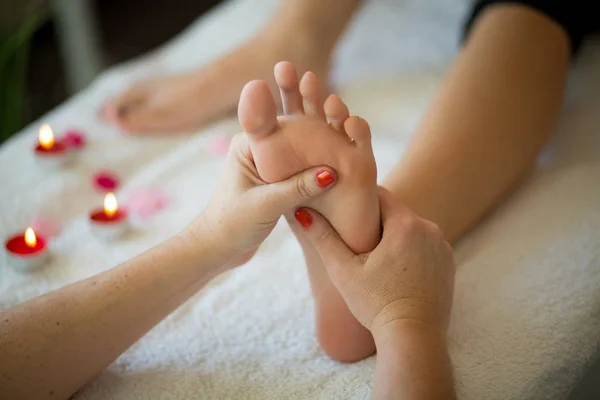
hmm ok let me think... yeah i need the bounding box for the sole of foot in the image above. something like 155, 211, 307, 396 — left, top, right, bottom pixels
238, 61, 380, 256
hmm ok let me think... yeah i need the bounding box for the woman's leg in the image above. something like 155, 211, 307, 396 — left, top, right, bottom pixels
383, 3, 571, 243
293, 2, 573, 362
102, 0, 362, 133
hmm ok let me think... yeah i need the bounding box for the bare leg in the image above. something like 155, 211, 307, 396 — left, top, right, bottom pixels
238, 62, 380, 362
383, 4, 570, 243
102, 0, 361, 134
282, 4, 571, 362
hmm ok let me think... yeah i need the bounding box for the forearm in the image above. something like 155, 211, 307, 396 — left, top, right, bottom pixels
0, 233, 222, 400
384, 4, 570, 242
372, 321, 455, 400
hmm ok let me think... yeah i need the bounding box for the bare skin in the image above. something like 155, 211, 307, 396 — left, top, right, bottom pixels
102, 0, 361, 133
237, 4, 570, 363
0, 136, 340, 400
298, 189, 456, 399
383, 4, 570, 243
239, 62, 380, 253
0, 154, 457, 400
107, 1, 570, 363
238, 62, 381, 361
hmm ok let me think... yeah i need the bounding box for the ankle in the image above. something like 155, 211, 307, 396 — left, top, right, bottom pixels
261, 21, 332, 67
269, 1, 358, 60
277, 0, 360, 35
315, 308, 376, 362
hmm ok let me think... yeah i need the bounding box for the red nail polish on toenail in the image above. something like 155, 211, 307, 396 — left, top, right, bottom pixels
316, 170, 335, 188
294, 208, 313, 229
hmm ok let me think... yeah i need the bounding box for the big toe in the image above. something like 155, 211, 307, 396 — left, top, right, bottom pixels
101, 86, 147, 125
238, 80, 278, 136
116, 106, 163, 133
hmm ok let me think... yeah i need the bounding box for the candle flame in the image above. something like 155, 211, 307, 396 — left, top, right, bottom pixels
104, 193, 118, 217
39, 124, 55, 149
24, 227, 37, 248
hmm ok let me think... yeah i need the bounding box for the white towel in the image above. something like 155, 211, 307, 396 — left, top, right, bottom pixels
1, 0, 599, 399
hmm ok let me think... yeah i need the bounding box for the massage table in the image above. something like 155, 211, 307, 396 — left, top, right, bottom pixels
1, 0, 599, 398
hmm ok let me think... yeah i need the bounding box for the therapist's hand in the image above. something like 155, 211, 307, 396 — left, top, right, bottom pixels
183, 133, 337, 268
296, 187, 455, 335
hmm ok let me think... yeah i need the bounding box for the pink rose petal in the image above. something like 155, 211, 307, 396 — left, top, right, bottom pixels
29, 218, 61, 238
208, 135, 231, 156
93, 171, 120, 192
136, 203, 157, 220
61, 130, 86, 149
124, 188, 171, 220
151, 189, 171, 209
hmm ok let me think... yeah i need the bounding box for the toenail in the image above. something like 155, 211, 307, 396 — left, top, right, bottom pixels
294, 208, 313, 229
316, 170, 335, 188
117, 105, 129, 117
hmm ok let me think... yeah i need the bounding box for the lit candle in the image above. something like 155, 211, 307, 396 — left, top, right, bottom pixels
89, 193, 129, 240
4, 227, 49, 271
34, 124, 72, 167
25, 227, 37, 247
39, 124, 56, 150
105, 193, 118, 217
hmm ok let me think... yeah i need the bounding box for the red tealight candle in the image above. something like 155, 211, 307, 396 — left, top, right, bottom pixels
4, 227, 49, 271
89, 193, 129, 240
34, 124, 73, 167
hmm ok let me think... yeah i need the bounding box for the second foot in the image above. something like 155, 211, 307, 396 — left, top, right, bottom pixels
102, 29, 330, 134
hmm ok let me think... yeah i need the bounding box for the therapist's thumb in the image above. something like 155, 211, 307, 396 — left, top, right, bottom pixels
258, 167, 337, 217
294, 208, 358, 274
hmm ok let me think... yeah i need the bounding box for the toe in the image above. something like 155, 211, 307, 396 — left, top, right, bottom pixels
116, 105, 166, 133
238, 80, 278, 136
274, 61, 304, 115
324, 94, 349, 131
100, 101, 120, 124
102, 85, 147, 126
343, 116, 372, 146
299, 71, 326, 120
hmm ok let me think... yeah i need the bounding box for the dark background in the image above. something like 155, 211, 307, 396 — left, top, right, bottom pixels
27, 0, 222, 129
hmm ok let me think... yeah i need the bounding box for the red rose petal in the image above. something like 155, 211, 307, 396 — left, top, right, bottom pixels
61, 130, 86, 149
93, 171, 120, 192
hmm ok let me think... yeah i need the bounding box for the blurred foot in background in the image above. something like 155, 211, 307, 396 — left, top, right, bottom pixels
101, 0, 361, 134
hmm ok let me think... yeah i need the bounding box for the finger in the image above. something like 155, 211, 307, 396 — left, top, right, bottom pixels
294, 208, 359, 272
228, 132, 250, 155
254, 166, 337, 218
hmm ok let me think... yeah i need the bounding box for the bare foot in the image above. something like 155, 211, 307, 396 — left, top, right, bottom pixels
102, 28, 330, 134
239, 61, 380, 253
239, 62, 381, 362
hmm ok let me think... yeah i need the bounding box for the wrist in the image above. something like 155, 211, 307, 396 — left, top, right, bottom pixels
371, 320, 455, 399
372, 319, 446, 351
371, 297, 444, 334
177, 217, 231, 272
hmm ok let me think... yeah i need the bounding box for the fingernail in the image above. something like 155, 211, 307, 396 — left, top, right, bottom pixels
316, 170, 335, 188
294, 208, 313, 228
